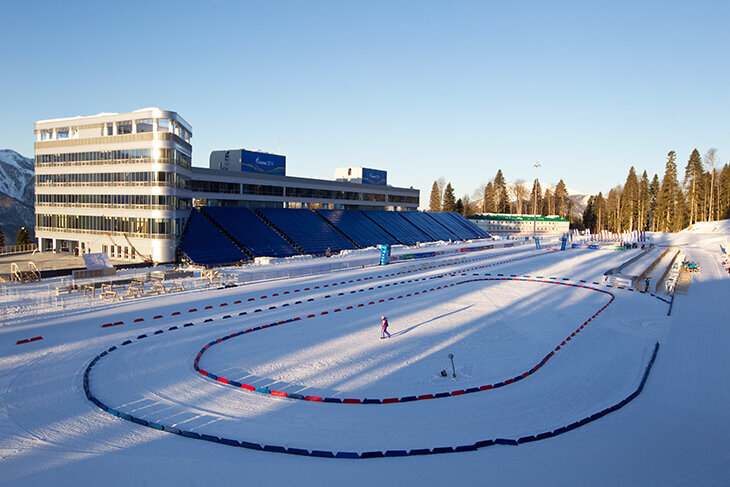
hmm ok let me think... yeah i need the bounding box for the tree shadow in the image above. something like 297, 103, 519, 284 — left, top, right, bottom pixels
390, 305, 474, 338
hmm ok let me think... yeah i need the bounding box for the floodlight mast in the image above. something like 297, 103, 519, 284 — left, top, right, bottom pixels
533, 162, 541, 238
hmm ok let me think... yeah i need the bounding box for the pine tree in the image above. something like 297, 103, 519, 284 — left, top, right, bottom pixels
0, 228, 5, 248
483, 182, 496, 213
429, 181, 442, 211
16, 227, 31, 246
494, 170, 510, 213
606, 187, 622, 232
656, 151, 681, 232
442, 183, 457, 212
529, 179, 542, 216
683, 149, 705, 224
620, 167, 639, 231
719, 164, 730, 219
455, 198, 464, 215
594, 192, 606, 231
648, 174, 660, 231
541, 188, 553, 215
582, 196, 596, 232
554, 180, 569, 219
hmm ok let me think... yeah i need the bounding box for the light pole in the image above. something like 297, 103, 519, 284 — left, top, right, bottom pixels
533, 162, 541, 238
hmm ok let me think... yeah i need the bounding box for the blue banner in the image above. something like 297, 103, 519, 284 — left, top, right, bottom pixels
362, 168, 387, 185
241, 150, 286, 176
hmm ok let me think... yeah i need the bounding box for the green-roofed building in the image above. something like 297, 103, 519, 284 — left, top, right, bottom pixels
469, 213, 569, 236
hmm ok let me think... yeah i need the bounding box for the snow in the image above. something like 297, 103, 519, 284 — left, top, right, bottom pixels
0, 149, 33, 202
1, 228, 729, 486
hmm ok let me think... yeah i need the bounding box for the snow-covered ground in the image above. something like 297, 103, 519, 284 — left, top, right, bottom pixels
1, 228, 729, 486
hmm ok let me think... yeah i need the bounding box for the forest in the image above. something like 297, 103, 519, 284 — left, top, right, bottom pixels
429, 149, 730, 232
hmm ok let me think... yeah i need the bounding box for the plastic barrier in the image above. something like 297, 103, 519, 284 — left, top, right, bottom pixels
16, 336, 43, 345
194, 275, 624, 404
83, 245, 662, 459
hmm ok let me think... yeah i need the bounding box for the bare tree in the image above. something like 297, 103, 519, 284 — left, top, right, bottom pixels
706, 148, 718, 221
437, 177, 447, 201
511, 179, 528, 214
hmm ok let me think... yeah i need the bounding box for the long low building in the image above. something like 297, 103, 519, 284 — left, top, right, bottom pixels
33, 108, 420, 263
469, 213, 569, 236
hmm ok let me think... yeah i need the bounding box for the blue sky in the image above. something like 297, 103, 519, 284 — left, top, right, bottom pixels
1, 1, 728, 207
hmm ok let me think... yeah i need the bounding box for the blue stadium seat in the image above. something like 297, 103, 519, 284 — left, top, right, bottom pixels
362, 211, 432, 245
317, 209, 399, 247
182, 210, 248, 265
398, 212, 461, 241
202, 207, 299, 258
425, 212, 490, 239
257, 208, 356, 255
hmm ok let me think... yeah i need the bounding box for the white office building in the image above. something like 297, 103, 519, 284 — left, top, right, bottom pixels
34, 108, 193, 263
33, 108, 420, 264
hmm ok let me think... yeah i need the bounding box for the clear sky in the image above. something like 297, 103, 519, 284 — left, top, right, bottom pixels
1, 1, 728, 207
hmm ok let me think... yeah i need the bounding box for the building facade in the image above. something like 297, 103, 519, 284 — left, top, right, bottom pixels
33, 110, 420, 263
34, 108, 193, 263
469, 213, 569, 236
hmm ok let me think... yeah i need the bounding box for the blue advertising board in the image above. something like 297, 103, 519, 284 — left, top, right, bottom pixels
362, 168, 387, 185
241, 150, 286, 176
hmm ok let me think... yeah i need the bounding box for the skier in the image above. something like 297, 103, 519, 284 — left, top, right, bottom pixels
380, 315, 391, 339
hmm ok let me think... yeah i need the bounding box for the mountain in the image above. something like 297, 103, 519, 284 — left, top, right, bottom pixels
0, 149, 34, 243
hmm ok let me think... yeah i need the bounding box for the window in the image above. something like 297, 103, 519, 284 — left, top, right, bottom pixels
157, 118, 170, 133
136, 119, 154, 133
57, 127, 70, 139
117, 121, 133, 135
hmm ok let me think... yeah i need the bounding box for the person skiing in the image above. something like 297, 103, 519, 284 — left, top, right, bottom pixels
380, 315, 391, 339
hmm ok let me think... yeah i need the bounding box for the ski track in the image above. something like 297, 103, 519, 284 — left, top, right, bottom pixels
1, 235, 728, 486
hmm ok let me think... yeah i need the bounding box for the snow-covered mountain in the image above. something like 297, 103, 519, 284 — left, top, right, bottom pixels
0, 149, 34, 242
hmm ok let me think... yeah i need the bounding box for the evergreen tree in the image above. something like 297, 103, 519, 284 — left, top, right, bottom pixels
16, 227, 31, 246
541, 188, 553, 215
620, 167, 639, 231
442, 183, 457, 212
529, 179, 542, 216
0, 228, 5, 248
656, 151, 681, 232
483, 182, 496, 213
638, 171, 650, 231
582, 196, 596, 232
494, 170, 510, 213
594, 192, 606, 231
554, 180, 569, 219
683, 148, 705, 224
719, 164, 730, 219
648, 174, 660, 231
429, 181, 442, 211
455, 198, 464, 215
606, 187, 622, 232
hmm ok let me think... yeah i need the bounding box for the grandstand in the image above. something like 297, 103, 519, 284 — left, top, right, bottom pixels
181, 210, 248, 265
316, 209, 400, 247
361, 210, 433, 246
257, 208, 356, 255
428, 212, 490, 240
399, 211, 460, 241
181, 209, 491, 266
201, 207, 300, 258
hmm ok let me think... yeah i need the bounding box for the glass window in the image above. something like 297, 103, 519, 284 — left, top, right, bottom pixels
136, 119, 154, 133
56, 127, 70, 139
157, 118, 170, 133
117, 121, 132, 135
